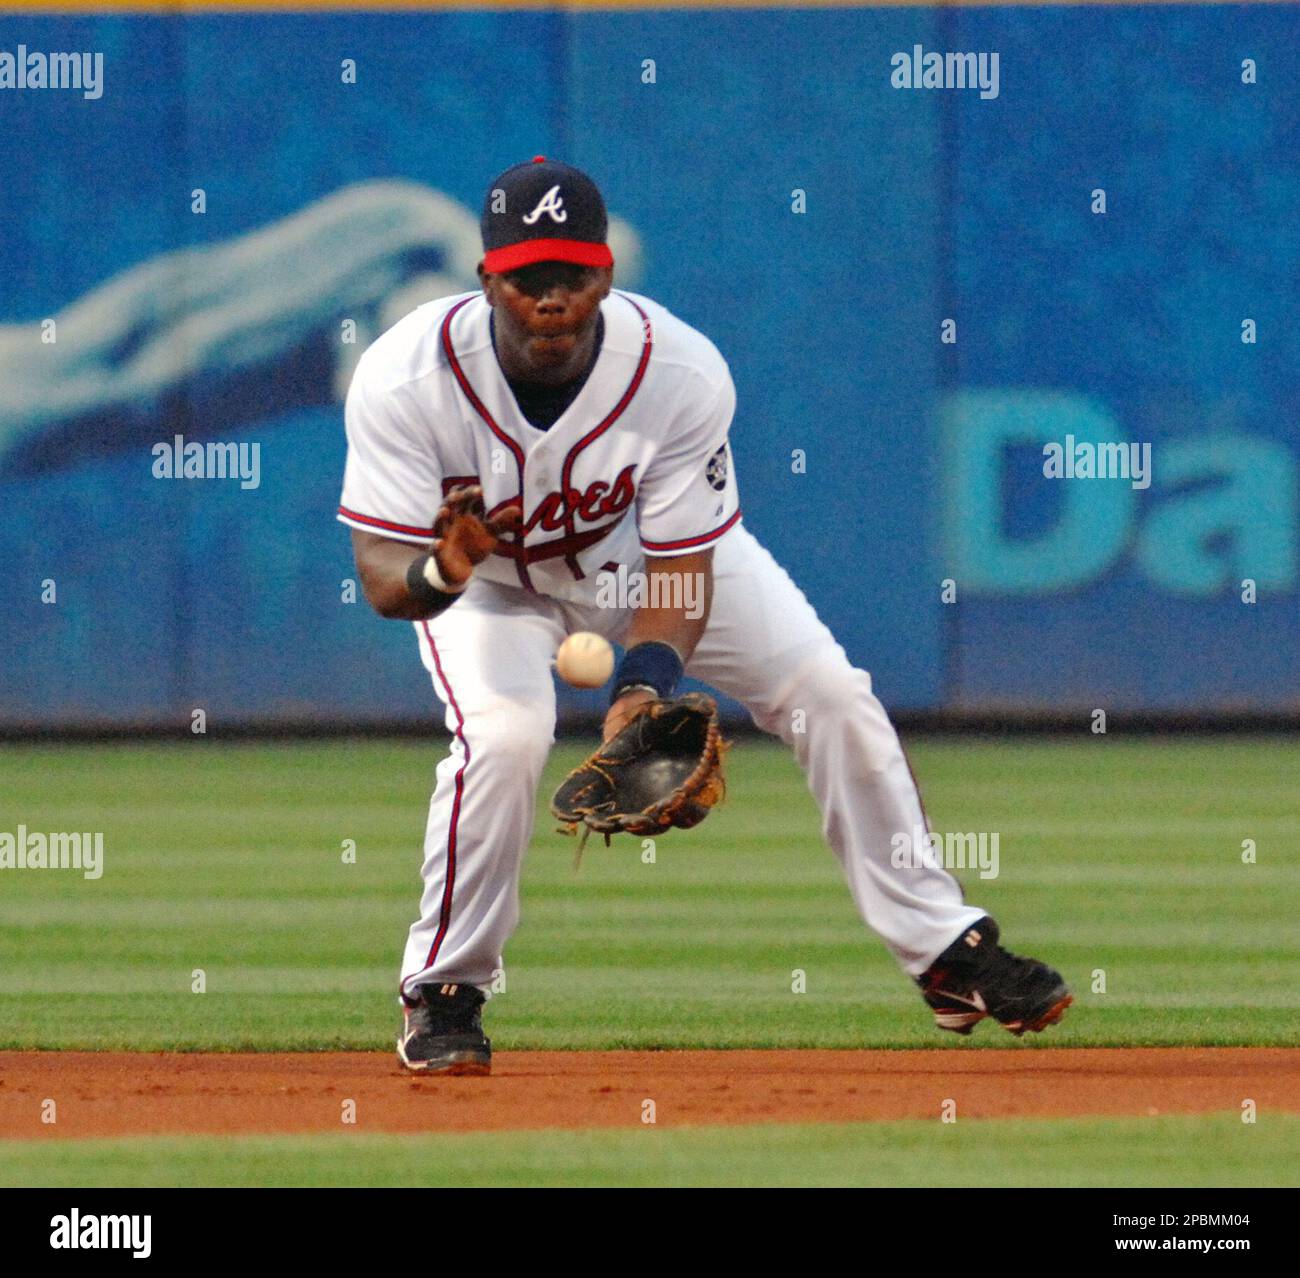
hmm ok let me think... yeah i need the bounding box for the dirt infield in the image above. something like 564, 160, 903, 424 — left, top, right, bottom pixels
3, 1048, 1296, 1140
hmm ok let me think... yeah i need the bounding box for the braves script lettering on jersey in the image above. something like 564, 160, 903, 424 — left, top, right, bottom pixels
338, 286, 989, 1018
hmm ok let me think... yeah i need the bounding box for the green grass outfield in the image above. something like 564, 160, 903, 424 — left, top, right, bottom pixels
0, 735, 1296, 1051
4, 1113, 1295, 1188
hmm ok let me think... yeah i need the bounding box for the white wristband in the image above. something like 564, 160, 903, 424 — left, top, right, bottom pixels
423, 553, 468, 595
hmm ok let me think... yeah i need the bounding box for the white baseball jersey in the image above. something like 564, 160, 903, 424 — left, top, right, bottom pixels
337, 289, 742, 603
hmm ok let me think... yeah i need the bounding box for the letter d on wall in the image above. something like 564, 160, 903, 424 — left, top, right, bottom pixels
942, 390, 1134, 593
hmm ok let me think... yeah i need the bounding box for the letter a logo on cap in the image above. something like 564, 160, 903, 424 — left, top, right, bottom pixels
522, 184, 568, 225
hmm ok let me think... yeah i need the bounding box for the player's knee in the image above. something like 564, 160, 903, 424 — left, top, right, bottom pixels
786, 652, 871, 722
784, 659, 899, 766
463, 702, 554, 774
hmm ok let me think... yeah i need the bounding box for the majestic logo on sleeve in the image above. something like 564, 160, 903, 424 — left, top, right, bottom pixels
521, 185, 568, 225
706, 443, 729, 491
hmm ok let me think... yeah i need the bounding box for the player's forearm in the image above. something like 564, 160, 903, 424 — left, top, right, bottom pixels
603, 553, 713, 739
621, 551, 713, 663
621, 606, 708, 665
351, 530, 459, 620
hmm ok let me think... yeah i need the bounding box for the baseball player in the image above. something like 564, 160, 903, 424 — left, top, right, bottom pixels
339, 158, 1072, 1074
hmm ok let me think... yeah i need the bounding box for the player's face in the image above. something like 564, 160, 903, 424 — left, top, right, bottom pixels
481, 261, 611, 377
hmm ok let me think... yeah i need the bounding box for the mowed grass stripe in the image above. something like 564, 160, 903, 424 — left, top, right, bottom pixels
3, 1113, 1295, 1189
0, 738, 1296, 1049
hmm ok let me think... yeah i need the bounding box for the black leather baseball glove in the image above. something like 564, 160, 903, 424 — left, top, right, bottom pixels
551, 692, 728, 839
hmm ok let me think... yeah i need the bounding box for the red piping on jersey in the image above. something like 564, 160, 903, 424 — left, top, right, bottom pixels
402, 623, 468, 1002
641, 508, 742, 553
338, 505, 435, 540
439, 297, 532, 590
557, 293, 653, 576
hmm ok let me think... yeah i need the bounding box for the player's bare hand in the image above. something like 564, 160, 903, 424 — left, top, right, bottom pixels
602, 689, 656, 743
431, 485, 522, 587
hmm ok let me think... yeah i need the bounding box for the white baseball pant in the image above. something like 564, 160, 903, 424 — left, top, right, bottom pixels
399, 525, 984, 1000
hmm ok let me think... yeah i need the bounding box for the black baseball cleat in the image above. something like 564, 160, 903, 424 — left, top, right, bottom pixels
918, 917, 1073, 1037
397, 982, 492, 1075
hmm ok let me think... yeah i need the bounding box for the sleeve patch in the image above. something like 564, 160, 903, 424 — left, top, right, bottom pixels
705, 444, 728, 492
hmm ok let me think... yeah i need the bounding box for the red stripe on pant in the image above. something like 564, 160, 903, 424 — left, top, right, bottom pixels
403, 623, 468, 1000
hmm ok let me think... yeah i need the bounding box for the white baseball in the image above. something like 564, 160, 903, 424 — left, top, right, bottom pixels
556, 632, 615, 689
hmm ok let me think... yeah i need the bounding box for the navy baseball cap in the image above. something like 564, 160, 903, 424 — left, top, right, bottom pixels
481, 156, 614, 274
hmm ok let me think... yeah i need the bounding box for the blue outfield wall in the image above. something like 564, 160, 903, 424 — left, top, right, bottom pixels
0, 6, 1295, 727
